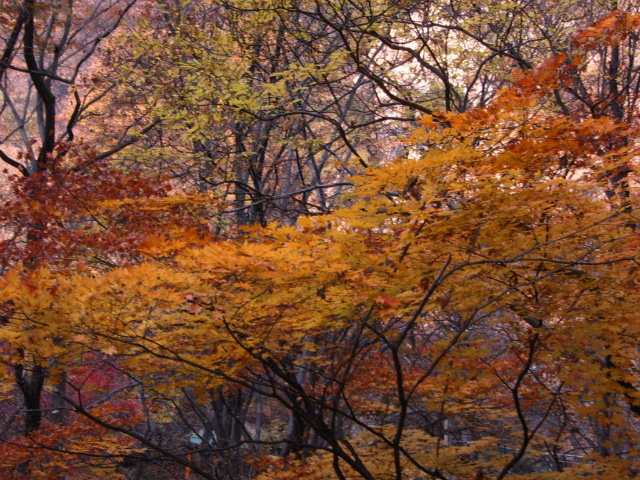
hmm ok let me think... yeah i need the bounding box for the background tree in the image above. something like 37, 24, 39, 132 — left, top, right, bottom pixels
107, 0, 640, 228
0, 0, 153, 175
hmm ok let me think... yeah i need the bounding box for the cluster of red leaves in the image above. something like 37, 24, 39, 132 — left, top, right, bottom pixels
0, 407, 140, 480
0, 151, 212, 271
573, 10, 640, 49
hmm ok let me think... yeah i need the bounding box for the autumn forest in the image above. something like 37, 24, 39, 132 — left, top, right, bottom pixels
1, 0, 640, 478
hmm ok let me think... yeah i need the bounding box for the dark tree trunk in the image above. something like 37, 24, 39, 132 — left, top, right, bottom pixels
15, 361, 47, 434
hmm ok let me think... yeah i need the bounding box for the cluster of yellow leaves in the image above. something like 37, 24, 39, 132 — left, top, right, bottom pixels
255, 428, 500, 480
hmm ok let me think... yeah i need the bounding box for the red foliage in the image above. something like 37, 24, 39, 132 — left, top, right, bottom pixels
0, 149, 211, 271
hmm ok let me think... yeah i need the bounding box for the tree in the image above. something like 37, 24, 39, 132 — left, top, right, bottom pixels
0, 0, 152, 176
111, 0, 639, 230
1, 10, 639, 479
0, 0, 141, 445
0, 0, 209, 468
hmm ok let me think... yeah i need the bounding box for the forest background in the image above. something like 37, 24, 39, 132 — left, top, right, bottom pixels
1, 0, 640, 479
